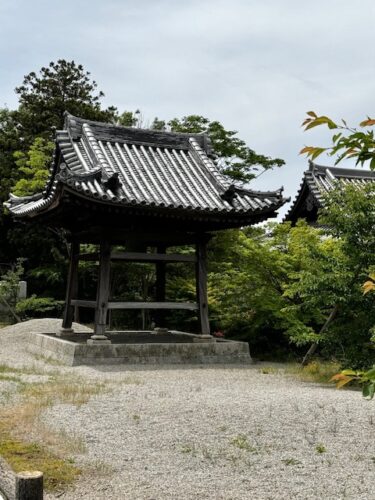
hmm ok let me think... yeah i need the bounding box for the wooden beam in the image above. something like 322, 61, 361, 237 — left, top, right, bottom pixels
62, 241, 79, 329
94, 240, 111, 336
71, 228, 203, 246
196, 238, 210, 335
71, 300, 96, 308
71, 300, 197, 310
155, 244, 167, 327
78, 252, 196, 263
110, 252, 196, 263
107, 302, 198, 310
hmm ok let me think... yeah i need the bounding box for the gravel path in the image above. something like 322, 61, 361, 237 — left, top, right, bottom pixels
0, 320, 374, 500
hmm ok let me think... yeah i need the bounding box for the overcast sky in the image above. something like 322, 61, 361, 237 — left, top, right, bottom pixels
1, 0, 374, 217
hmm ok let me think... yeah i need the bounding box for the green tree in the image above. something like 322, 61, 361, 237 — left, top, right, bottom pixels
0, 259, 24, 323
0, 60, 121, 296
0, 108, 23, 261
168, 115, 284, 183
15, 59, 118, 143
284, 186, 375, 367
13, 137, 54, 196
206, 193, 375, 367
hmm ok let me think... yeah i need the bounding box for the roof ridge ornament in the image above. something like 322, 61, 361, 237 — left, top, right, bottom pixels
81, 123, 121, 191
56, 162, 102, 183
221, 184, 286, 204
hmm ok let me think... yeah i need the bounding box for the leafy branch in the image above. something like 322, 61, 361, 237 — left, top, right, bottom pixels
331, 367, 375, 399
300, 111, 375, 168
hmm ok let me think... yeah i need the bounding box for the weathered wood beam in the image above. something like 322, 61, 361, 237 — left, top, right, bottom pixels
78, 251, 196, 263
71, 300, 197, 310
155, 244, 167, 327
62, 240, 79, 330
94, 240, 111, 336
110, 252, 196, 263
70, 228, 203, 246
71, 300, 96, 308
196, 237, 210, 335
107, 301, 198, 310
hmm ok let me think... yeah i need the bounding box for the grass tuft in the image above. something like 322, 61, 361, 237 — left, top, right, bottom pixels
316, 443, 327, 454
230, 434, 257, 453
21, 378, 107, 407
282, 457, 301, 466
0, 435, 80, 491
0, 370, 110, 492
285, 360, 341, 384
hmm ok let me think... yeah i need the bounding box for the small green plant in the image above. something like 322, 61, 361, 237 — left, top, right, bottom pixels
230, 434, 256, 453
260, 366, 277, 374
180, 444, 196, 455
132, 414, 140, 423
282, 458, 301, 466
315, 444, 326, 454
218, 425, 228, 432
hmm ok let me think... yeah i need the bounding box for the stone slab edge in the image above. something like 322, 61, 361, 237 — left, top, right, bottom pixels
28, 332, 252, 366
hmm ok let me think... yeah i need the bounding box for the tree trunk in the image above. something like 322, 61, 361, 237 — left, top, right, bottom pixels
301, 305, 339, 366
0, 296, 22, 323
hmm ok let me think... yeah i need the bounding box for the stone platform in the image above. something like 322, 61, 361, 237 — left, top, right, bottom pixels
28, 330, 252, 366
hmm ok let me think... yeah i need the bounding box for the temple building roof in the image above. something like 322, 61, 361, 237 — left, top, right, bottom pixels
5, 113, 287, 232
285, 160, 375, 224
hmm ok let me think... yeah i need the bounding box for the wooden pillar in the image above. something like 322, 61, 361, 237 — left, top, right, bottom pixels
155, 244, 167, 327
94, 239, 111, 337
61, 240, 79, 331
195, 237, 210, 335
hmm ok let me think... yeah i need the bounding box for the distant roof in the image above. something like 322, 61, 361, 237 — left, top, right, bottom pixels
285, 160, 375, 223
5, 113, 287, 230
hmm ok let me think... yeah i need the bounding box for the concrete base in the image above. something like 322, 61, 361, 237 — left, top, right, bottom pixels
27, 330, 252, 366
57, 328, 74, 337
193, 334, 215, 343
87, 335, 111, 345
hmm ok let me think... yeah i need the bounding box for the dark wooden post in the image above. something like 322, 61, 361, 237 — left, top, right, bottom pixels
195, 237, 210, 335
15, 471, 43, 500
61, 240, 79, 332
155, 244, 167, 327
93, 239, 111, 339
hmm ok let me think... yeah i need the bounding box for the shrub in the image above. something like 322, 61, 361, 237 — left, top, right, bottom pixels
16, 295, 64, 319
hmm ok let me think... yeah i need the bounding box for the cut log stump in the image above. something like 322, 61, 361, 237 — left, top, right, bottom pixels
15, 471, 43, 500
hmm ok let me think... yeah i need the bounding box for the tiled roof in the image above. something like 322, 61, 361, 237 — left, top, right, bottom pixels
6, 113, 287, 223
285, 160, 375, 222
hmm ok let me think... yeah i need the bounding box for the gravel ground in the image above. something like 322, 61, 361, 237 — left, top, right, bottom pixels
0, 319, 374, 500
